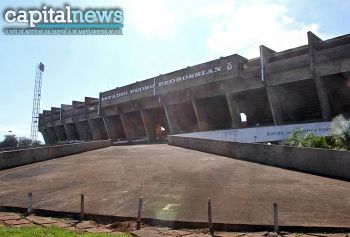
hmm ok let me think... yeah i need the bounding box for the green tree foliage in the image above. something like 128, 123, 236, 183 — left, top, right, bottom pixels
283, 121, 350, 150
0, 135, 41, 148
0, 135, 18, 148
18, 137, 33, 147
32, 140, 42, 146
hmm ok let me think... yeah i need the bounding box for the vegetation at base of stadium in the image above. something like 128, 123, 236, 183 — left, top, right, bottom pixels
283, 119, 350, 151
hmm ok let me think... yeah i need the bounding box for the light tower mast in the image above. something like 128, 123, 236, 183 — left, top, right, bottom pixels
31, 62, 45, 142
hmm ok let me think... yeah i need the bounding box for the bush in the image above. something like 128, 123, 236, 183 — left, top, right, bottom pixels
283, 121, 350, 151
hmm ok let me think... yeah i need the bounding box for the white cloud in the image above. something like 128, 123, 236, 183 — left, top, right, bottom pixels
195, 0, 235, 17
205, 2, 329, 58
122, 0, 179, 39
122, 0, 331, 58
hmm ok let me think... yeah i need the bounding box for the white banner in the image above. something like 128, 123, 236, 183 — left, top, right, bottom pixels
178, 122, 333, 143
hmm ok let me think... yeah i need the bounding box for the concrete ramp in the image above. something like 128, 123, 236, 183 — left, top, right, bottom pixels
0, 145, 349, 229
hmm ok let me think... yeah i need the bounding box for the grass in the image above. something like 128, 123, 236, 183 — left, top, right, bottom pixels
0, 226, 132, 237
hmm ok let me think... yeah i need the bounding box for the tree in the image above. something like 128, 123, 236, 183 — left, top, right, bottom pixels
0, 135, 18, 148
32, 140, 42, 146
18, 137, 33, 147
0, 135, 42, 148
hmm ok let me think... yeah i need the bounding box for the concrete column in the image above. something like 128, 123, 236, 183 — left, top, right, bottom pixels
88, 118, 108, 141
103, 115, 126, 141
163, 105, 174, 135
45, 127, 58, 144
54, 125, 67, 142
163, 103, 198, 134
140, 110, 156, 141
307, 31, 332, 121
192, 99, 209, 131
260, 45, 284, 125
75, 121, 92, 141
39, 129, 50, 144
225, 94, 242, 129
120, 114, 132, 141
266, 86, 283, 125
119, 112, 147, 141
64, 123, 79, 141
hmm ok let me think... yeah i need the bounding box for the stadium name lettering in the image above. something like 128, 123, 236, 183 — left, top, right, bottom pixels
101, 62, 233, 102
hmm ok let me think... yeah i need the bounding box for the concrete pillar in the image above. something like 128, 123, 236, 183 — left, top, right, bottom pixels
54, 125, 67, 142
103, 115, 127, 141
192, 99, 210, 131
120, 112, 147, 141
45, 127, 58, 144
75, 121, 92, 141
39, 129, 50, 144
64, 123, 79, 141
307, 31, 332, 121
260, 45, 284, 125
266, 86, 283, 125
163, 105, 174, 135
88, 118, 108, 141
163, 103, 198, 134
140, 110, 156, 141
225, 94, 242, 129
120, 114, 132, 141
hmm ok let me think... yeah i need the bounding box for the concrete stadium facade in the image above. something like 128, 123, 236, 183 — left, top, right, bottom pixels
39, 31, 350, 144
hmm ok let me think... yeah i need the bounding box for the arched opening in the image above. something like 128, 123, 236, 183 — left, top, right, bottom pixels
232, 88, 274, 127
240, 113, 248, 128
155, 125, 167, 141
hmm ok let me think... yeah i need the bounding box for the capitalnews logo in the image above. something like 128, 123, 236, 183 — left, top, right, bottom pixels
3, 4, 124, 35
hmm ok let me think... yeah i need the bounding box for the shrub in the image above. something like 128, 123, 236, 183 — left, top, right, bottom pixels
283, 122, 350, 151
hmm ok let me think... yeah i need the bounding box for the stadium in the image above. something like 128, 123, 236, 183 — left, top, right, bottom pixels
38, 31, 350, 144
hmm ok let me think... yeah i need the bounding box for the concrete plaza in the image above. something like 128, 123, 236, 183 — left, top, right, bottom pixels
0, 144, 349, 228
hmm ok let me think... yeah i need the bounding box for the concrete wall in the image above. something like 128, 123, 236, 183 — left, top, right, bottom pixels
0, 140, 112, 171
168, 135, 350, 180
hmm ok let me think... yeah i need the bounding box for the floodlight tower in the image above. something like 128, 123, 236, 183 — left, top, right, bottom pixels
30, 62, 45, 142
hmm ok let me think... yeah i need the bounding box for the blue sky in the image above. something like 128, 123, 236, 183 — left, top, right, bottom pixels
0, 0, 349, 141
